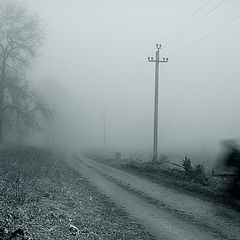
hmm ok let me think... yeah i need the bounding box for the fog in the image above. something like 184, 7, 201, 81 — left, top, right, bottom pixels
18, 0, 240, 163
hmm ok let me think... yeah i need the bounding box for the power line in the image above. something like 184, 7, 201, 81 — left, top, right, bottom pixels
162, 0, 212, 43
165, 0, 228, 48
169, 13, 240, 57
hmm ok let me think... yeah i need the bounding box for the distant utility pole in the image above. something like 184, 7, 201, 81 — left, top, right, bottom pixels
101, 110, 107, 150
148, 44, 168, 161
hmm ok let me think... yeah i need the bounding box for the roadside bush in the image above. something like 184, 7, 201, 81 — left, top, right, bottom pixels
194, 164, 209, 185
182, 157, 193, 175
182, 157, 209, 185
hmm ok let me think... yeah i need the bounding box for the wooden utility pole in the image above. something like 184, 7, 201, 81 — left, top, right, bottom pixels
148, 44, 168, 161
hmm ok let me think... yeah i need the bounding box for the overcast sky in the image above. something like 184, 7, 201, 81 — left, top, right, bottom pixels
16, 0, 240, 161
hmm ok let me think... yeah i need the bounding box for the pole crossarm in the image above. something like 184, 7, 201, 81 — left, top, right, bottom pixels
148, 44, 168, 63
148, 59, 168, 63
148, 44, 168, 161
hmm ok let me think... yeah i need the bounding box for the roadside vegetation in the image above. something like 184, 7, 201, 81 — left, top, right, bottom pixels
0, 146, 154, 240
88, 152, 239, 208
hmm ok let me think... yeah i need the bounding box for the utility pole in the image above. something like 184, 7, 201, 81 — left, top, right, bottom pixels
101, 110, 107, 150
148, 44, 168, 161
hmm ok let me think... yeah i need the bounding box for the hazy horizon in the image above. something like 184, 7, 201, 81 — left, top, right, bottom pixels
15, 0, 240, 162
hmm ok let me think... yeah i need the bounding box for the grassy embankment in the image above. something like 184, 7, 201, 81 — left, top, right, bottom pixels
0, 146, 154, 240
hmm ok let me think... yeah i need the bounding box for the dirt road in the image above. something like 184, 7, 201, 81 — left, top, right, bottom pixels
66, 154, 240, 240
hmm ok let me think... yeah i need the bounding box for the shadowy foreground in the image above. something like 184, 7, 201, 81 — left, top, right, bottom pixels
0, 146, 154, 240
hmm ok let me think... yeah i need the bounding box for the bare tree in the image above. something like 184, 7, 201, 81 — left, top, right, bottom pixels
0, 2, 52, 143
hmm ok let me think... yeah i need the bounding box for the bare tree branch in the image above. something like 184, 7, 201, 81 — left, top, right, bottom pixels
0, 1, 52, 141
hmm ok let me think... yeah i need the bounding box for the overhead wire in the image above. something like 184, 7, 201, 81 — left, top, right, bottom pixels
164, 0, 228, 48
162, 0, 213, 43
169, 13, 240, 57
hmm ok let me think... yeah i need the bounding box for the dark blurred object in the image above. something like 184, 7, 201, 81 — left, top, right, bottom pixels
222, 139, 240, 199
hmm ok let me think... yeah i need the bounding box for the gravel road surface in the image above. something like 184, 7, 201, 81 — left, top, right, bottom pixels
66, 154, 240, 240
